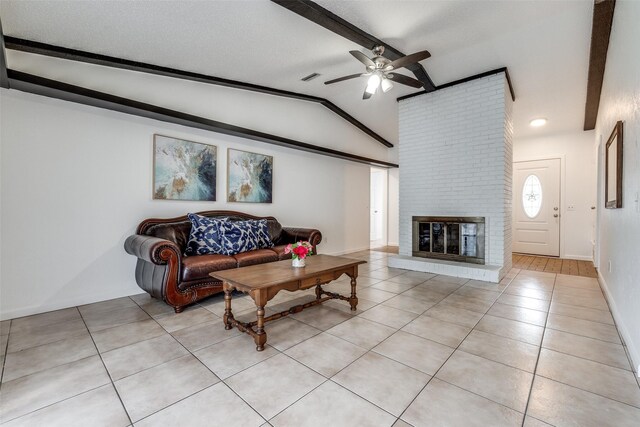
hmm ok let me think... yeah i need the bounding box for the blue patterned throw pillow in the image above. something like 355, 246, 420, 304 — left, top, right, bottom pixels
185, 213, 224, 256
248, 219, 274, 249
218, 220, 260, 255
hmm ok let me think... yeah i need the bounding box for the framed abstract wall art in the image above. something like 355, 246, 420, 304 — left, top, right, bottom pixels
153, 135, 217, 201
227, 148, 273, 203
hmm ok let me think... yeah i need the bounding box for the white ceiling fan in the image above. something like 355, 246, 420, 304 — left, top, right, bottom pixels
324, 45, 431, 99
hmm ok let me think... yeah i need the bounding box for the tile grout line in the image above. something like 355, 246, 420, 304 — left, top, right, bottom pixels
0, 319, 13, 390
212, 265, 400, 423
1, 320, 89, 356
527, 280, 640, 409
0, 306, 135, 425
533, 372, 640, 410
110, 296, 271, 425
397, 269, 567, 422
394, 278, 477, 401
545, 309, 616, 326
265, 349, 400, 422
129, 382, 259, 426
519, 271, 558, 426
396, 275, 521, 423
591, 271, 640, 380
0, 383, 112, 424
535, 343, 633, 373
78, 304, 134, 426
229, 262, 604, 422
544, 321, 623, 344
257, 266, 435, 422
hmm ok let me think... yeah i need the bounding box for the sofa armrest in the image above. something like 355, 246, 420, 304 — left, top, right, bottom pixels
280, 227, 322, 252
124, 234, 182, 265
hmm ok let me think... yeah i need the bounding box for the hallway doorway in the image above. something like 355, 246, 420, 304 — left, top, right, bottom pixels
370, 168, 388, 248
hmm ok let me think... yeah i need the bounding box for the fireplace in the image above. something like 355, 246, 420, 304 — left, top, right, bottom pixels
412, 216, 485, 264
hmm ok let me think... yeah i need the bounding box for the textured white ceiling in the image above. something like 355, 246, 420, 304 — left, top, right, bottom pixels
0, 0, 594, 144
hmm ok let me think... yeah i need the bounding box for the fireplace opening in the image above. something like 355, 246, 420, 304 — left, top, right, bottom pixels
412, 216, 485, 264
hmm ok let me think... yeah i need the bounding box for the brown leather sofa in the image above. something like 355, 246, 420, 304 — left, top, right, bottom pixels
124, 210, 322, 313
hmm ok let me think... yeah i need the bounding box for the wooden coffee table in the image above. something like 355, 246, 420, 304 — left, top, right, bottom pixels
210, 254, 366, 351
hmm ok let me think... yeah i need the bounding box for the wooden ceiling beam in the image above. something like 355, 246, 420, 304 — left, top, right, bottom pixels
4, 36, 393, 148
584, 0, 616, 131
0, 19, 9, 89
272, 0, 436, 92
7, 69, 398, 168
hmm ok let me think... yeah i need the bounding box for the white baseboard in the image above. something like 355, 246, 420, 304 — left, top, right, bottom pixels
324, 246, 371, 257
0, 289, 143, 321
598, 271, 640, 376
563, 254, 593, 261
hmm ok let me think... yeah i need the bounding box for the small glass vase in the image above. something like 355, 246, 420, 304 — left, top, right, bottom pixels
292, 257, 306, 268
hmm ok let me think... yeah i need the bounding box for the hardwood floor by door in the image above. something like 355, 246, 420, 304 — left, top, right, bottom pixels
374, 247, 597, 279
513, 254, 598, 278
371, 246, 399, 254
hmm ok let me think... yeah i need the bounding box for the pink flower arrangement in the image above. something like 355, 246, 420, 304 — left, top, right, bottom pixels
284, 241, 314, 260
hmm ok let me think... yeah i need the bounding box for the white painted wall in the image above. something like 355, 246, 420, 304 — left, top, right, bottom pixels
593, 0, 640, 374
0, 90, 374, 320
397, 73, 513, 277
387, 168, 399, 246
513, 130, 596, 260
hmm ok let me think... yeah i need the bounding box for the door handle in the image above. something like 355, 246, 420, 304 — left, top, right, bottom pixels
553, 207, 559, 211
553, 214, 559, 218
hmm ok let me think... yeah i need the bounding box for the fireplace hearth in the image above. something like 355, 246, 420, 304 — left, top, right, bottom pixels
412, 216, 485, 264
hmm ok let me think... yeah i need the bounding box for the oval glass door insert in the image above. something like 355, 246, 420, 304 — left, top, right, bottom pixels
522, 175, 543, 218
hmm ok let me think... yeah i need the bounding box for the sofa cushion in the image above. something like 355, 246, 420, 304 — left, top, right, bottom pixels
185, 213, 224, 256
181, 254, 237, 282
233, 249, 278, 267
269, 245, 293, 261
219, 220, 260, 255
266, 219, 282, 243
145, 221, 191, 249
248, 219, 274, 249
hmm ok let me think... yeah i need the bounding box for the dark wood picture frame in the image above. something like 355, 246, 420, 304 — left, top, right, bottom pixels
227, 148, 273, 203
152, 134, 217, 201
605, 121, 623, 209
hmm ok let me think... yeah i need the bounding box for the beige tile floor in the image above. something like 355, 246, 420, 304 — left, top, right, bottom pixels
1, 250, 639, 426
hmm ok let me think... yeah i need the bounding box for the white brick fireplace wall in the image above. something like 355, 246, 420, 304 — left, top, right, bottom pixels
389, 72, 513, 282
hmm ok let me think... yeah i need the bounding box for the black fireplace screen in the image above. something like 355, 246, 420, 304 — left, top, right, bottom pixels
412, 217, 485, 264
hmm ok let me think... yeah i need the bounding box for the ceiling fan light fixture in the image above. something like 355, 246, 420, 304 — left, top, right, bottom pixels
366, 73, 381, 94
327, 46, 430, 99
381, 78, 393, 93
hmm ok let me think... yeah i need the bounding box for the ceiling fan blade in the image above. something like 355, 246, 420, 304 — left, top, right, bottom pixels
350, 50, 375, 67
388, 73, 423, 88
324, 73, 365, 85
386, 50, 431, 71
363, 88, 373, 100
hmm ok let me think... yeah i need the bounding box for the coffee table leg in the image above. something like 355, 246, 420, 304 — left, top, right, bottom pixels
223, 286, 233, 330
315, 284, 323, 300
350, 276, 359, 311
255, 305, 267, 351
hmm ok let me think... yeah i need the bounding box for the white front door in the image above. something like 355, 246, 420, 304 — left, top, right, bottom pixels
513, 159, 561, 256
